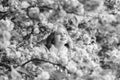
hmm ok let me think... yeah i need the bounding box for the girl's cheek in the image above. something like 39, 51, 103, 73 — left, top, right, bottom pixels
55, 36, 60, 42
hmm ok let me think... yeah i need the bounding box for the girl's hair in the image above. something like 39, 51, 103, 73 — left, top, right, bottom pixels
45, 29, 72, 50
45, 32, 55, 50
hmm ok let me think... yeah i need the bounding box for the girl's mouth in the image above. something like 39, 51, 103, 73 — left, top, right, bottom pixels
61, 38, 66, 41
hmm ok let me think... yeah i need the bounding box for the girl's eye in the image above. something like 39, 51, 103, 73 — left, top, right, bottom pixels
56, 32, 68, 36
63, 33, 68, 36
64, 33, 67, 35
56, 33, 61, 35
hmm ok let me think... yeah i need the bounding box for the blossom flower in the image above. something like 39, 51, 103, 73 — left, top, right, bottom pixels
76, 70, 83, 77
99, 12, 116, 24
5, 18, 14, 31
0, 19, 14, 31
9, 0, 21, 11
21, 1, 30, 9
0, 30, 11, 49
83, 0, 101, 12
0, 5, 4, 12
82, 33, 91, 44
67, 60, 77, 73
15, 51, 21, 58
35, 71, 50, 80
27, 7, 40, 20
3, 31, 11, 41
34, 27, 40, 34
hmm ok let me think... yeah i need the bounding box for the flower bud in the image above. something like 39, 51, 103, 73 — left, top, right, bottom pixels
21, 1, 30, 9
28, 7, 40, 20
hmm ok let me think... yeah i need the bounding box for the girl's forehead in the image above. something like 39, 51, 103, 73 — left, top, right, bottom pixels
56, 27, 67, 33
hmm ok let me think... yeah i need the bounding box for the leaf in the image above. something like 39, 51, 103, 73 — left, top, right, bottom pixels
10, 66, 22, 80
0, 76, 6, 80
0, 12, 8, 20
39, 71, 50, 80
50, 70, 67, 80
16, 66, 34, 77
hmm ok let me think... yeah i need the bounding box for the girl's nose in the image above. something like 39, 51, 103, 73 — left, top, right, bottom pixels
61, 33, 65, 37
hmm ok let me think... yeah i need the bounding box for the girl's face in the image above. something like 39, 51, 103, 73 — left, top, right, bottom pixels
55, 27, 68, 44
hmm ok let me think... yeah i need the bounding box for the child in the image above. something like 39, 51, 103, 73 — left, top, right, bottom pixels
45, 23, 73, 65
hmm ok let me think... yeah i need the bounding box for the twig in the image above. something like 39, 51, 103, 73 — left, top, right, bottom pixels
0, 62, 11, 71
21, 58, 74, 74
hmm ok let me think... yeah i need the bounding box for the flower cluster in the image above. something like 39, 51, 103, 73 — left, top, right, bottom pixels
0, 18, 14, 49
1, 0, 120, 80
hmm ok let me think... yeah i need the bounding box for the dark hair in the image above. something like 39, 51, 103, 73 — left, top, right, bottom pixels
45, 32, 70, 50
45, 32, 55, 50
